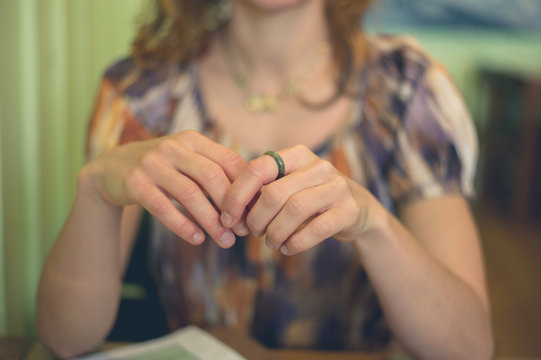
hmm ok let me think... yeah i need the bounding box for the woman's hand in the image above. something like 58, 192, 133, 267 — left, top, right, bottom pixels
81, 130, 245, 248
220, 144, 381, 255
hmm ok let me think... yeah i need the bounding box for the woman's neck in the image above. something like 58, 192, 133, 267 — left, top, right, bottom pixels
226, 0, 329, 91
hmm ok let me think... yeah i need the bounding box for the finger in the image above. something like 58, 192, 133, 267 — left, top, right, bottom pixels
143, 153, 236, 248
156, 165, 237, 248
160, 142, 232, 209
131, 177, 205, 245
246, 160, 336, 236
279, 205, 351, 256
264, 176, 345, 250
231, 192, 261, 237
221, 145, 315, 228
181, 130, 246, 181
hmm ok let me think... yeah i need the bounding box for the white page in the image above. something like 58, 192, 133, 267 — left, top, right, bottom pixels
72, 326, 247, 360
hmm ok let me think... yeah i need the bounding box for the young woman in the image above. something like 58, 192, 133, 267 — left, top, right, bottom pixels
36, 0, 493, 358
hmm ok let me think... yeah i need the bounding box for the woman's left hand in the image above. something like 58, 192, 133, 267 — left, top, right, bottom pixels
220, 145, 381, 255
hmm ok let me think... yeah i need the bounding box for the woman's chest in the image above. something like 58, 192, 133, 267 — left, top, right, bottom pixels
204, 95, 354, 155
192, 52, 355, 153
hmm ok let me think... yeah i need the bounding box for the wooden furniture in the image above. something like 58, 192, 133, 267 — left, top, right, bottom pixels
3, 332, 541, 360
478, 67, 541, 222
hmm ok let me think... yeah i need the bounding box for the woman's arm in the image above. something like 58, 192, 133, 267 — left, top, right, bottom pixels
36, 175, 134, 359
36, 131, 245, 358
354, 193, 493, 360
221, 145, 493, 359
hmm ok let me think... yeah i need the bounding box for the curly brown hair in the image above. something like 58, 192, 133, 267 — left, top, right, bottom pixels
132, 0, 372, 104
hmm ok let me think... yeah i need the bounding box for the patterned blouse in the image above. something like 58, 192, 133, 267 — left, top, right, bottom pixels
87, 35, 477, 351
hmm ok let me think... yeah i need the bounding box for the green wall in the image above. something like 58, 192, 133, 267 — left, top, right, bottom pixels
0, 0, 144, 336
397, 28, 541, 127
0, 1, 540, 337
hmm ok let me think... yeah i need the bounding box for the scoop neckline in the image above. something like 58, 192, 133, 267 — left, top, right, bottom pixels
189, 63, 367, 158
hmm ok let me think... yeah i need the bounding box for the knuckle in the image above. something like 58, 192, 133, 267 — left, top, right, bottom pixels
245, 216, 264, 237
148, 196, 170, 217
201, 164, 224, 185
260, 184, 283, 208
266, 225, 282, 245
330, 174, 349, 193
177, 130, 198, 145
124, 169, 144, 194
293, 144, 309, 154
343, 197, 358, 212
286, 194, 307, 215
156, 138, 178, 154
318, 160, 336, 177
246, 220, 268, 237
245, 158, 265, 180
224, 150, 244, 171
177, 181, 200, 201
173, 219, 190, 237
311, 219, 332, 238
204, 217, 225, 238
223, 191, 245, 214
141, 152, 161, 170
342, 198, 361, 227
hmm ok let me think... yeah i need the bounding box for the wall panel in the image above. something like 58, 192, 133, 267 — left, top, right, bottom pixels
0, 0, 144, 336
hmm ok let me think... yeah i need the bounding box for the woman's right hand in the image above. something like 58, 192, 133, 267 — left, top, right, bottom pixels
80, 130, 246, 248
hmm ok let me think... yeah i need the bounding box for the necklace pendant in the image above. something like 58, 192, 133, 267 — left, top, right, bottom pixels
246, 96, 266, 112
263, 95, 279, 111
246, 95, 279, 112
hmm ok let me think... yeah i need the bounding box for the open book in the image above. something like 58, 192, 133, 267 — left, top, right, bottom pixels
73, 326, 246, 360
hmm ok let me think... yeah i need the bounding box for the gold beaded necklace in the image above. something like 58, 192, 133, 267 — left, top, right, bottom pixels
223, 38, 331, 113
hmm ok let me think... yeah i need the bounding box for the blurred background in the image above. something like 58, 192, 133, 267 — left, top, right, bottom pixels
0, 0, 540, 357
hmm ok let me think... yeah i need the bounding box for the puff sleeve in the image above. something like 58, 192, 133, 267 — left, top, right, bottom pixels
387, 64, 478, 206
86, 59, 160, 161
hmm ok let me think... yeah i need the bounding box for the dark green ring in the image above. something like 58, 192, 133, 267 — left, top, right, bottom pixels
264, 151, 285, 180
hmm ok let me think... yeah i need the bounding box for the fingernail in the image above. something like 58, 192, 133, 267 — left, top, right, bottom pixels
280, 245, 289, 255
221, 211, 233, 227
265, 236, 276, 249
233, 222, 249, 236
219, 230, 236, 247
192, 232, 205, 244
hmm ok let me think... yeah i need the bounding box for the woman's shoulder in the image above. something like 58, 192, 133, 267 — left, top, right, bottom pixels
365, 34, 429, 58
363, 34, 434, 89
89, 57, 200, 147
355, 34, 448, 124
101, 56, 195, 100
365, 34, 433, 67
